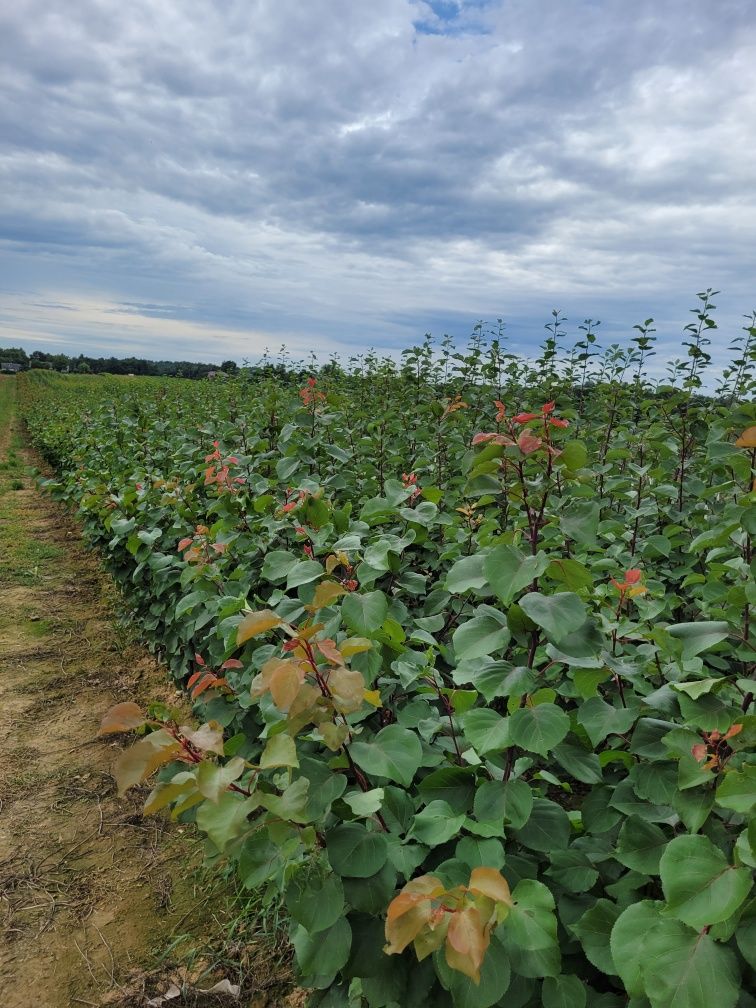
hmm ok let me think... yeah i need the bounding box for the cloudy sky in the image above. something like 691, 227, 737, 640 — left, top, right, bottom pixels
1, 0, 754, 368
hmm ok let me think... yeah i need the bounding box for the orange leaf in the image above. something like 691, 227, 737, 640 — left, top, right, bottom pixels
445, 906, 489, 983
315, 638, 344, 665
236, 609, 283, 645
385, 876, 445, 955
735, 425, 756, 448
269, 661, 306, 711
97, 702, 147, 736
723, 723, 743, 741
467, 867, 513, 906
625, 569, 643, 584
309, 581, 348, 611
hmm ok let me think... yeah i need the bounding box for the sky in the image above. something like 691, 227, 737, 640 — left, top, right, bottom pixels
1, 0, 755, 370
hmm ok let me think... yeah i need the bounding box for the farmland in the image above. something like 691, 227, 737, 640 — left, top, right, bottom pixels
15, 311, 756, 1008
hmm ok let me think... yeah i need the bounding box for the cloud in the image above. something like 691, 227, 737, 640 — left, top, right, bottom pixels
0, 0, 754, 371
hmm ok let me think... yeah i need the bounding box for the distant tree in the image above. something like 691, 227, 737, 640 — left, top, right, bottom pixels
220, 360, 238, 374
0, 346, 29, 368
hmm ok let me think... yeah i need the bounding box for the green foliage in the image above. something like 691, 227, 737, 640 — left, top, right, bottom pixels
18, 313, 756, 1008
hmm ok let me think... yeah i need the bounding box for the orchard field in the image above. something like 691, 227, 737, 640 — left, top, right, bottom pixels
17, 302, 756, 1007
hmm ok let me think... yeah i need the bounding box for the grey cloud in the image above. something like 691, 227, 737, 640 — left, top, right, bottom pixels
0, 0, 754, 365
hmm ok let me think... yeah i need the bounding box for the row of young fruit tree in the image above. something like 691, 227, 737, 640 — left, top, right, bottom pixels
19, 299, 756, 1007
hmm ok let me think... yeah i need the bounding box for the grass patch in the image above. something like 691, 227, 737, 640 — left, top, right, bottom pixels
153, 862, 293, 999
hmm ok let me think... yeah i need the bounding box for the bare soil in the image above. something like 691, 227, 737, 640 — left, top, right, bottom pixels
0, 377, 299, 1007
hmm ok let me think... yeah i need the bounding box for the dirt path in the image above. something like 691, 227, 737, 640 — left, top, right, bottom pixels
0, 376, 212, 1006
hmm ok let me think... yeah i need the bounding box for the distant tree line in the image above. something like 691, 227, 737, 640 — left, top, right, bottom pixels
0, 345, 240, 378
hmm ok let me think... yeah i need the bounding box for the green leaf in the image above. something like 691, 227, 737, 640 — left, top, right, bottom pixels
504, 879, 558, 951
510, 704, 570, 756
343, 788, 384, 817
463, 708, 511, 755
260, 733, 299, 769
671, 677, 725, 700
326, 823, 388, 878
552, 743, 603, 784
286, 559, 324, 589
474, 779, 533, 830
559, 501, 600, 545
512, 798, 570, 852
349, 725, 423, 787
519, 593, 588, 644
716, 765, 756, 813
666, 621, 730, 659
261, 549, 298, 582
455, 836, 506, 869
445, 552, 489, 594
577, 697, 637, 746
572, 899, 620, 976
195, 756, 246, 801
435, 933, 511, 1008
411, 800, 466, 846
659, 834, 752, 929
641, 917, 740, 1008
341, 590, 389, 634
292, 916, 352, 985
542, 975, 586, 1008
609, 901, 663, 996
453, 610, 511, 660
238, 831, 293, 889
285, 864, 345, 933
342, 861, 397, 915
418, 767, 476, 813
545, 849, 598, 892
615, 816, 668, 874
545, 558, 593, 592
484, 546, 548, 605
259, 776, 311, 823
195, 791, 257, 852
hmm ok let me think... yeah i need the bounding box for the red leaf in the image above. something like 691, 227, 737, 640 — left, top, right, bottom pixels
518, 431, 542, 455
541, 401, 555, 414
194, 653, 206, 666
691, 743, 708, 762
191, 672, 217, 699
549, 417, 569, 428
220, 659, 244, 670
512, 411, 539, 424
178, 537, 194, 551
624, 569, 643, 584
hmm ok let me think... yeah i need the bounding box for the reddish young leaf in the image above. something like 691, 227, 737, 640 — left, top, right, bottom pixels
518, 431, 542, 455
191, 672, 218, 699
